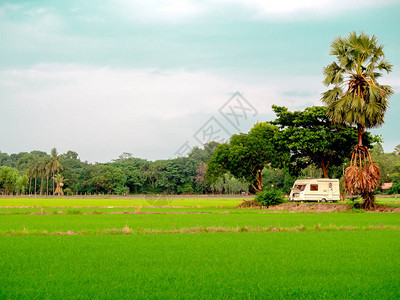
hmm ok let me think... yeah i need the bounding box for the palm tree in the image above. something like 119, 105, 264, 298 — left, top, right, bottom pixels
46, 148, 63, 196
53, 174, 67, 196
26, 162, 35, 195
38, 157, 48, 195
30, 162, 39, 196
321, 31, 394, 209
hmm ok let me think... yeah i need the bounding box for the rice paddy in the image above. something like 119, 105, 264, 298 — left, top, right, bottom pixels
1, 197, 399, 299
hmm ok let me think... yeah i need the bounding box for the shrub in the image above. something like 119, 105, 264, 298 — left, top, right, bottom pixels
388, 183, 400, 195
255, 189, 285, 208
348, 197, 362, 209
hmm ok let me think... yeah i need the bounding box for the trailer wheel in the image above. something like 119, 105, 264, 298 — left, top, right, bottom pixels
321, 198, 326, 202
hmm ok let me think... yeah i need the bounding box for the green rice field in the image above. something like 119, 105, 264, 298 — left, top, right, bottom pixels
1, 197, 399, 299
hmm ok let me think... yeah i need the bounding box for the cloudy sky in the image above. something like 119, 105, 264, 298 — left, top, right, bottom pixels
1, 0, 399, 162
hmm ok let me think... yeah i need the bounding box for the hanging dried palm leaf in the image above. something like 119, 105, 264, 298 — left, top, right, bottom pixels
344, 145, 380, 209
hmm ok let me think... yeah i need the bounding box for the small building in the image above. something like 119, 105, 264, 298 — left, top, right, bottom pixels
381, 183, 393, 190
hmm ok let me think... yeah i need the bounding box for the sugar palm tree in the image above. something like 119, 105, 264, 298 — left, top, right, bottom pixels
321, 31, 394, 209
46, 148, 63, 196
53, 173, 67, 196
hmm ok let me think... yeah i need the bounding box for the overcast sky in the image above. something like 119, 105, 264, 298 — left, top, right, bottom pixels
1, 0, 399, 162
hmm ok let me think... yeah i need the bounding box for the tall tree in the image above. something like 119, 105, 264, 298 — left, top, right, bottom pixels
207, 123, 284, 192
321, 31, 394, 209
53, 174, 66, 196
270, 105, 375, 178
38, 157, 48, 195
46, 148, 63, 196
26, 158, 38, 195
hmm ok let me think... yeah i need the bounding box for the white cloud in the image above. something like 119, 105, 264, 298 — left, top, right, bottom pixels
116, 0, 207, 23
113, 0, 398, 22
0, 64, 325, 162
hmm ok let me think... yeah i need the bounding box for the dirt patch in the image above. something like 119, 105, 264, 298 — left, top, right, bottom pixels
272, 202, 349, 213
370, 205, 400, 213
238, 202, 349, 213
237, 201, 400, 213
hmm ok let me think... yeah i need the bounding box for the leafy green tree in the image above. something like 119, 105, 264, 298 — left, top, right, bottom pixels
210, 173, 249, 194
80, 165, 126, 194
271, 105, 375, 178
371, 143, 400, 185
321, 31, 394, 209
156, 158, 197, 194
141, 161, 167, 191
111, 156, 147, 193
207, 123, 283, 192
59, 151, 88, 194
188, 141, 220, 163
0, 166, 19, 195
15, 175, 29, 195
262, 166, 294, 194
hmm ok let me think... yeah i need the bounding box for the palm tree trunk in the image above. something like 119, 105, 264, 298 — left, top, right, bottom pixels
357, 123, 364, 146
53, 170, 55, 196
47, 175, 49, 195
34, 177, 37, 196
29, 177, 32, 195
40, 176, 44, 195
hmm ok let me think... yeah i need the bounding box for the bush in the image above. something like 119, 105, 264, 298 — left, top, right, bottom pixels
349, 198, 362, 209
255, 189, 285, 208
388, 183, 400, 195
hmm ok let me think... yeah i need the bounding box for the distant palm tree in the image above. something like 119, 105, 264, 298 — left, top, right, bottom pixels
321, 31, 394, 210
46, 148, 63, 196
38, 157, 48, 195
53, 174, 67, 196
30, 162, 39, 196
26, 159, 38, 195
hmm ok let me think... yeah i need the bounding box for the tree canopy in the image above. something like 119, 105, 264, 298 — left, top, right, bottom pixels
270, 105, 375, 178
206, 122, 283, 192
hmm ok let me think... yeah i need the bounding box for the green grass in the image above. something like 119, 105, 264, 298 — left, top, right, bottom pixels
1, 197, 399, 298
1, 212, 400, 234
1, 231, 399, 299
0, 197, 243, 208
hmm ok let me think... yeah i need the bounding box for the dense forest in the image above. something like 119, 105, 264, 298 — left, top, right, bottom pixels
1, 106, 399, 196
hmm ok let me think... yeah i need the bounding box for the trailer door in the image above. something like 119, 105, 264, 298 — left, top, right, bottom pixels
328, 182, 333, 199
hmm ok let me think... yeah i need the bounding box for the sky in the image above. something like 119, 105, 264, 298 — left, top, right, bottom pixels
0, 0, 399, 162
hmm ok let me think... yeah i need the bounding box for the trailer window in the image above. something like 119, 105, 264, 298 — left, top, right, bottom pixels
294, 185, 306, 191
329, 183, 332, 188
310, 184, 318, 191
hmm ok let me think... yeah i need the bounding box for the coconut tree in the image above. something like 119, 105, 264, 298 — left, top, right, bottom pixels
53, 173, 67, 196
31, 162, 39, 196
321, 31, 394, 209
38, 157, 48, 195
46, 148, 63, 196
26, 160, 37, 195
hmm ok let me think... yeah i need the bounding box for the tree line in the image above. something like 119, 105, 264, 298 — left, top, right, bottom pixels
0, 142, 248, 196
0, 106, 398, 196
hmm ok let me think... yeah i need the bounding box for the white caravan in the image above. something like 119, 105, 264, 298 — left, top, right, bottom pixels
289, 178, 340, 202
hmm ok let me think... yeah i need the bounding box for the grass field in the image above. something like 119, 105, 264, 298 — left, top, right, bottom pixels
0, 197, 243, 208
1, 197, 399, 299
